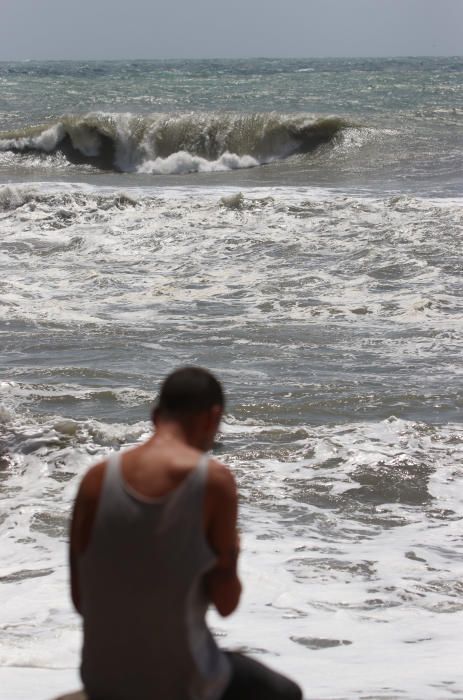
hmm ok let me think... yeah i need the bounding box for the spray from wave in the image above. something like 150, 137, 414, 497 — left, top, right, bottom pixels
0, 112, 348, 174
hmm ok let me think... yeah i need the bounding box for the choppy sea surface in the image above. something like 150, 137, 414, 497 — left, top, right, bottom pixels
0, 58, 462, 700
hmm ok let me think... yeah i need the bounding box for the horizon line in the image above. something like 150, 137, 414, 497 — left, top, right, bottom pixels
0, 54, 462, 63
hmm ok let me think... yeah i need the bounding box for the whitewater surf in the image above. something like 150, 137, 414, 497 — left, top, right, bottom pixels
0, 112, 347, 173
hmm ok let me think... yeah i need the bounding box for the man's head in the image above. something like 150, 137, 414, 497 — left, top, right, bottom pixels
152, 367, 225, 450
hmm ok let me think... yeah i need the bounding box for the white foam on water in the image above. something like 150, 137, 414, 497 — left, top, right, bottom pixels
0, 668, 80, 700
1, 182, 462, 699
0, 183, 461, 330
137, 150, 260, 174
0, 124, 65, 154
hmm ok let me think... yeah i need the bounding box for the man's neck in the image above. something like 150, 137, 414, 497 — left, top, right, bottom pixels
152, 420, 207, 452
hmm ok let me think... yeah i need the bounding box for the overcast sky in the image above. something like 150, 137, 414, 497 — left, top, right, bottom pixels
1, 0, 462, 60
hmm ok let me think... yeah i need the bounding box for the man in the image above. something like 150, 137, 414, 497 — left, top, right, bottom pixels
70, 366, 302, 700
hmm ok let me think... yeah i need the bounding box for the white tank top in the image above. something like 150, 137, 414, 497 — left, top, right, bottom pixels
78, 451, 231, 700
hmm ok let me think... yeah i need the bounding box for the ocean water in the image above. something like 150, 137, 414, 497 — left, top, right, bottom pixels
0, 58, 462, 700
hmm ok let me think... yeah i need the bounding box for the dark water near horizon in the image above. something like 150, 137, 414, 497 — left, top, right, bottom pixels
0, 58, 462, 699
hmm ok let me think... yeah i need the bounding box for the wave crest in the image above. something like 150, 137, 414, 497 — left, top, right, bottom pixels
0, 112, 347, 174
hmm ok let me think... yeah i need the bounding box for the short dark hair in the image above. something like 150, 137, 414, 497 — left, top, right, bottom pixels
153, 367, 225, 421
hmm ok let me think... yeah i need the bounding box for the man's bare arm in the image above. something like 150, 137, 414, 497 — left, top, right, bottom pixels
204, 464, 242, 617
69, 462, 105, 614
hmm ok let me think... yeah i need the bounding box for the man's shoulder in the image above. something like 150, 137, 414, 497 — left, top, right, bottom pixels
76, 460, 107, 504
206, 458, 237, 499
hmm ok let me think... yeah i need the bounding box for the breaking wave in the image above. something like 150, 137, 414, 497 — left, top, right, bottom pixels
0, 112, 348, 174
